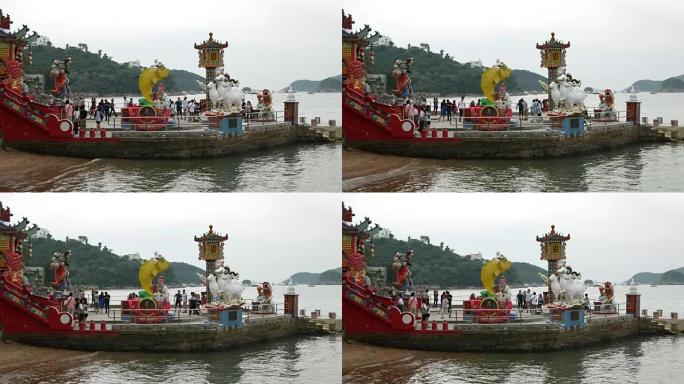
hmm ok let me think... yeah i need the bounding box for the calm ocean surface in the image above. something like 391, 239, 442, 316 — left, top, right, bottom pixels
343, 284, 684, 384
353, 92, 684, 192
2, 285, 341, 384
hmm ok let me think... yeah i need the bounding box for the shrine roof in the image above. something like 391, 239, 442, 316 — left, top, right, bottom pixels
536, 225, 570, 242
536, 33, 570, 50
194, 225, 228, 242
194, 33, 228, 50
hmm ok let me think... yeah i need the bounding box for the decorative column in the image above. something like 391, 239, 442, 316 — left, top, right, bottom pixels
194, 225, 228, 301
283, 87, 299, 125
536, 33, 570, 110
283, 279, 299, 318
194, 33, 228, 110
626, 88, 641, 125
626, 279, 641, 318
536, 225, 570, 303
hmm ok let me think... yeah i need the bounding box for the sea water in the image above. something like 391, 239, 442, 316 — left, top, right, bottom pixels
343, 284, 684, 384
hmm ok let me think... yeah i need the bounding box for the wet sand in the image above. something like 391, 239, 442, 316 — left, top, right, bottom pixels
343, 341, 419, 375
0, 340, 94, 374
342, 149, 419, 191
0, 149, 94, 191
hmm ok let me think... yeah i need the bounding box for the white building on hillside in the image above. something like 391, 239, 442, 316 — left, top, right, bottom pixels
374, 228, 393, 239
123, 252, 141, 261
123, 60, 141, 69
30, 35, 51, 47
375, 35, 393, 46
465, 59, 483, 68
464, 252, 483, 260
32, 228, 51, 239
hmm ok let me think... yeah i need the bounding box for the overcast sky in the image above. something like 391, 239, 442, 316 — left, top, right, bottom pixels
344, 0, 684, 89
2, 0, 339, 90
343, 194, 684, 282
0, 193, 339, 283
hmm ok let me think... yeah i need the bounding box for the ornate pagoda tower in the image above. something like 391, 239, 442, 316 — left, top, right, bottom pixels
0, 9, 39, 83
194, 32, 228, 109
194, 225, 228, 300
342, 203, 380, 284
536, 32, 570, 110
0, 201, 38, 283
342, 10, 380, 89
536, 225, 570, 302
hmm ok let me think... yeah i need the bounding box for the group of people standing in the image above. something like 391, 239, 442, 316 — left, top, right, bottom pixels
516, 289, 543, 311
90, 290, 111, 314
516, 98, 544, 120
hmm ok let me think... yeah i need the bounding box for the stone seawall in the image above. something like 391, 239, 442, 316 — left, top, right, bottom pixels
6, 124, 329, 160
5, 315, 327, 352
346, 124, 643, 159
345, 316, 640, 352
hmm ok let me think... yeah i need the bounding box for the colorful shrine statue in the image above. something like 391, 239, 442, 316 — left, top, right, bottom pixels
256, 89, 273, 111
50, 250, 72, 290
480, 252, 512, 297
347, 249, 366, 284
5, 242, 25, 286
138, 253, 170, 296
4, 59, 25, 93
198, 265, 245, 307
256, 281, 273, 304
598, 89, 615, 109
347, 59, 366, 93
480, 60, 512, 105
548, 265, 586, 305
50, 57, 71, 97
392, 57, 413, 98
138, 60, 170, 106
598, 281, 615, 303
392, 250, 413, 290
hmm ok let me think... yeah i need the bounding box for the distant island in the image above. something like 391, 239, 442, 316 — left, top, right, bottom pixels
23, 236, 204, 289
629, 266, 684, 285
284, 267, 342, 285
367, 236, 547, 288
628, 74, 684, 93
24, 45, 204, 95
364, 45, 547, 96
283, 75, 341, 93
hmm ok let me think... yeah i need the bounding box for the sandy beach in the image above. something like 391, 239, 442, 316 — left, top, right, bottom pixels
342, 148, 418, 191
0, 340, 94, 374
0, 149, 94, 192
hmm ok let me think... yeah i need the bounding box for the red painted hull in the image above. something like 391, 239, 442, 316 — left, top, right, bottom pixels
0, 85, 117, 145
342, 85, 463, 143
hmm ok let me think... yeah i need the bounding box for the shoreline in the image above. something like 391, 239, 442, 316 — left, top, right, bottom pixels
0, 148, 94, 192
342, 148, 419, 191
0, 339, 96, 375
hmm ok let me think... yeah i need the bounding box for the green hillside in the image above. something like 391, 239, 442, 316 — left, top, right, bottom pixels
660, 77, 684, 92
628, 267, 684, 285
630, 272, 662, 284
367, 237, 546, 288
285, 75, 342, 92
23, 45, 203, 95
628, 74, 684, 92
364, 45, 546, 96
285, 267, 342, 285
22, 237, 204, 289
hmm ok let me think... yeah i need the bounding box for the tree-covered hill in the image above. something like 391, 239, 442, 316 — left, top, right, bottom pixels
284, 267, 342, 285
628, 74, 684, 92
22, 237, 204, 289
23, 45, 203, 95
367, 237, 546, 288
364, 45, 546, 96
628, 267, 684, 285
285, 75, 342, 92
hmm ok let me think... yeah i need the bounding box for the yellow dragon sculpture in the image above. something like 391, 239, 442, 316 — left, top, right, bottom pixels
139, 255, 170, 295
480, 253, 512, 296
138, 60, 170, 104
480, 60, 512, 103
